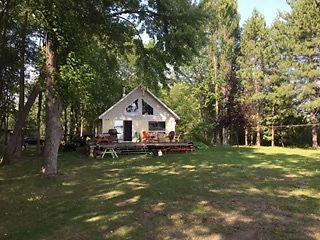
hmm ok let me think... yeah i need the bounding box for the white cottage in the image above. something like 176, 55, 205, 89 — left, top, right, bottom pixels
98, 86, 180, 142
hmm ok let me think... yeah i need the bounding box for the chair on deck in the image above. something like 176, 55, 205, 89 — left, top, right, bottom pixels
108, 129, 119, 143
174, 132, 181, 142
168, 131, 180, 142
141, 131, 152, 143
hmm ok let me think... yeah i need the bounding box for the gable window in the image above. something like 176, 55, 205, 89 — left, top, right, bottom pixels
142, 99, 153, 115
149, 121, 165, 131
126, 99, 139, 113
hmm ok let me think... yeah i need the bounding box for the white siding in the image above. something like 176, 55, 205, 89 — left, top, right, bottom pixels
100, 87, 178, 141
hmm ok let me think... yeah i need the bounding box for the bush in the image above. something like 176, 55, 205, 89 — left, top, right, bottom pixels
193, 141, 209, 150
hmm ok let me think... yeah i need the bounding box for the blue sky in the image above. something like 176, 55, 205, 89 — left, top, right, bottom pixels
238, 0, 291, 26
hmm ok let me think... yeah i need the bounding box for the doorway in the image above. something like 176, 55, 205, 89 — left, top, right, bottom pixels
123, 120, 132, 141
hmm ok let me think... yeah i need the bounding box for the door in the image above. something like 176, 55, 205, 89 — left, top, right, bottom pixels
123, 120, 132, 141
114, 120, 124, 141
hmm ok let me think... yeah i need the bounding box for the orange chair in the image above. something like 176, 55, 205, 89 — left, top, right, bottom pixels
142, 131, 152, 143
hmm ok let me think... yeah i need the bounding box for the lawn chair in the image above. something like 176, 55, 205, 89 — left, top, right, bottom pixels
174, 132, 181, 142
168, 131, 175, 142
141, 131, 152, 143
168, 131, 181, 142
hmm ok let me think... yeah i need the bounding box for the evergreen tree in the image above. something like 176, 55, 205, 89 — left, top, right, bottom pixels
263, 16, 296, 146
237, 9, 268, 146
205, 0, 240, 145
289, 0, 320, 148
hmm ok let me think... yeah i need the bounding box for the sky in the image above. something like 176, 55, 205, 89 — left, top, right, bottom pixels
238, 0, 292, 26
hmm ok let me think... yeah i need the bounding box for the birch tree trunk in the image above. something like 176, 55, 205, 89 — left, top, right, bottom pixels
42, 33, 63, 175
311, 111, 318, 148
244, 128, 248, 146
271, 125, 275, 147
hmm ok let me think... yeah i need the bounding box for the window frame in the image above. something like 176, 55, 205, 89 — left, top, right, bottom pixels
148, 121, 166, 131
142, 99, 153, 115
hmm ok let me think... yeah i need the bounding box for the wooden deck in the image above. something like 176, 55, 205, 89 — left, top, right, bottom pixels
91, 141, 195, 156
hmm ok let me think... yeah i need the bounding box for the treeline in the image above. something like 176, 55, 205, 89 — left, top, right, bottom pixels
163, 0, 320, 148
0, 0, 204, 174
0, 0, 319, 175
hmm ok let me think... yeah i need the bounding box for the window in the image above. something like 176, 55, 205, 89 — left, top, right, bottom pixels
149, 121, 165, 131
142, 99, 153, 115
126, 99, 139, 113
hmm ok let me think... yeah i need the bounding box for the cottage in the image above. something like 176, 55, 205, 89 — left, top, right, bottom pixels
98, 86, 180, 142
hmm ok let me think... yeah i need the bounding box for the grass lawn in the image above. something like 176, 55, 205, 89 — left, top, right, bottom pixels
1, 147, 320, 240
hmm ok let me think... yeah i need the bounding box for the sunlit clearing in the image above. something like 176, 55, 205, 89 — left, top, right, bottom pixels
116, 195, 140, 207
93, 190, 125, 200
112, 225, 134, 237
86, 215, 103, 223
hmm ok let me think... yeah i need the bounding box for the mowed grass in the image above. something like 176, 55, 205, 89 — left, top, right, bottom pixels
1, 147, 320, 240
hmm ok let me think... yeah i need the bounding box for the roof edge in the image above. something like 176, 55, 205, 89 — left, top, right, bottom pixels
98, 85, 180, 120
98, 86, 139, 119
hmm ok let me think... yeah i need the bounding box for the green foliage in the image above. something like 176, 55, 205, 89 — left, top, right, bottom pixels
289, 0, 320, 115
192, 141, 210, 150
162, 83, 201, 138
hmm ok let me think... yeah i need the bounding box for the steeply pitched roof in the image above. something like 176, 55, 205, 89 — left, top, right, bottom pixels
98, 86, 180, 120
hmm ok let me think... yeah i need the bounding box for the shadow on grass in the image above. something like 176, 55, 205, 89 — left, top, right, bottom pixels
1, 147, 320, 239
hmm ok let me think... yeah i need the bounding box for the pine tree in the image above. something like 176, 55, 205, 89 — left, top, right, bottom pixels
289, 0, 320, 148
263, 15, 296, 147
205, 0, 240, 145
237, 9, 269, 146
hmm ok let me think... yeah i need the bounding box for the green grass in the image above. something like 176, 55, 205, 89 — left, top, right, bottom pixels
1, 147, 320, 240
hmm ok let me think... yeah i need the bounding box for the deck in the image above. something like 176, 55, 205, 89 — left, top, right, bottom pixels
91, 141, 195, 157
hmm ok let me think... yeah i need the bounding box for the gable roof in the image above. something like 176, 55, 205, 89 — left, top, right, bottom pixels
98, 86, 180, 120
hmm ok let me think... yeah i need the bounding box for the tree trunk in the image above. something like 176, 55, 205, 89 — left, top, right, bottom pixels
15, 10, 28, 158
4, 83, 40, 164
212, 55, 221, 145
4, 113, 8, 145
256, 112, 261, 146
271, 125, 275, 147
311, 111, 318, 148
36, 91, 42, 154
75, 106, 80, 136
43, 33, 63, 176
64, 107, 68, 142
70, 105, 76, 139
271, 105, 275, 147
244, 127, 248, 146
80, 115, 84, 137
222, 127, 229, 145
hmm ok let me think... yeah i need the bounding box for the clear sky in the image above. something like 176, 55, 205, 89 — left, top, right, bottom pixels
238, 0, 291, 26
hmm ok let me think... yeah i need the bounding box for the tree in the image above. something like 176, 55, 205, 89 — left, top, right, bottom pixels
162, 83, 202, 141
29, 0, 204, 175
204, 0, 240, 145
263, 16, 296, 147
289, 0, 320, 148
237, 9, 269, 146
1, 0, 41, 163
